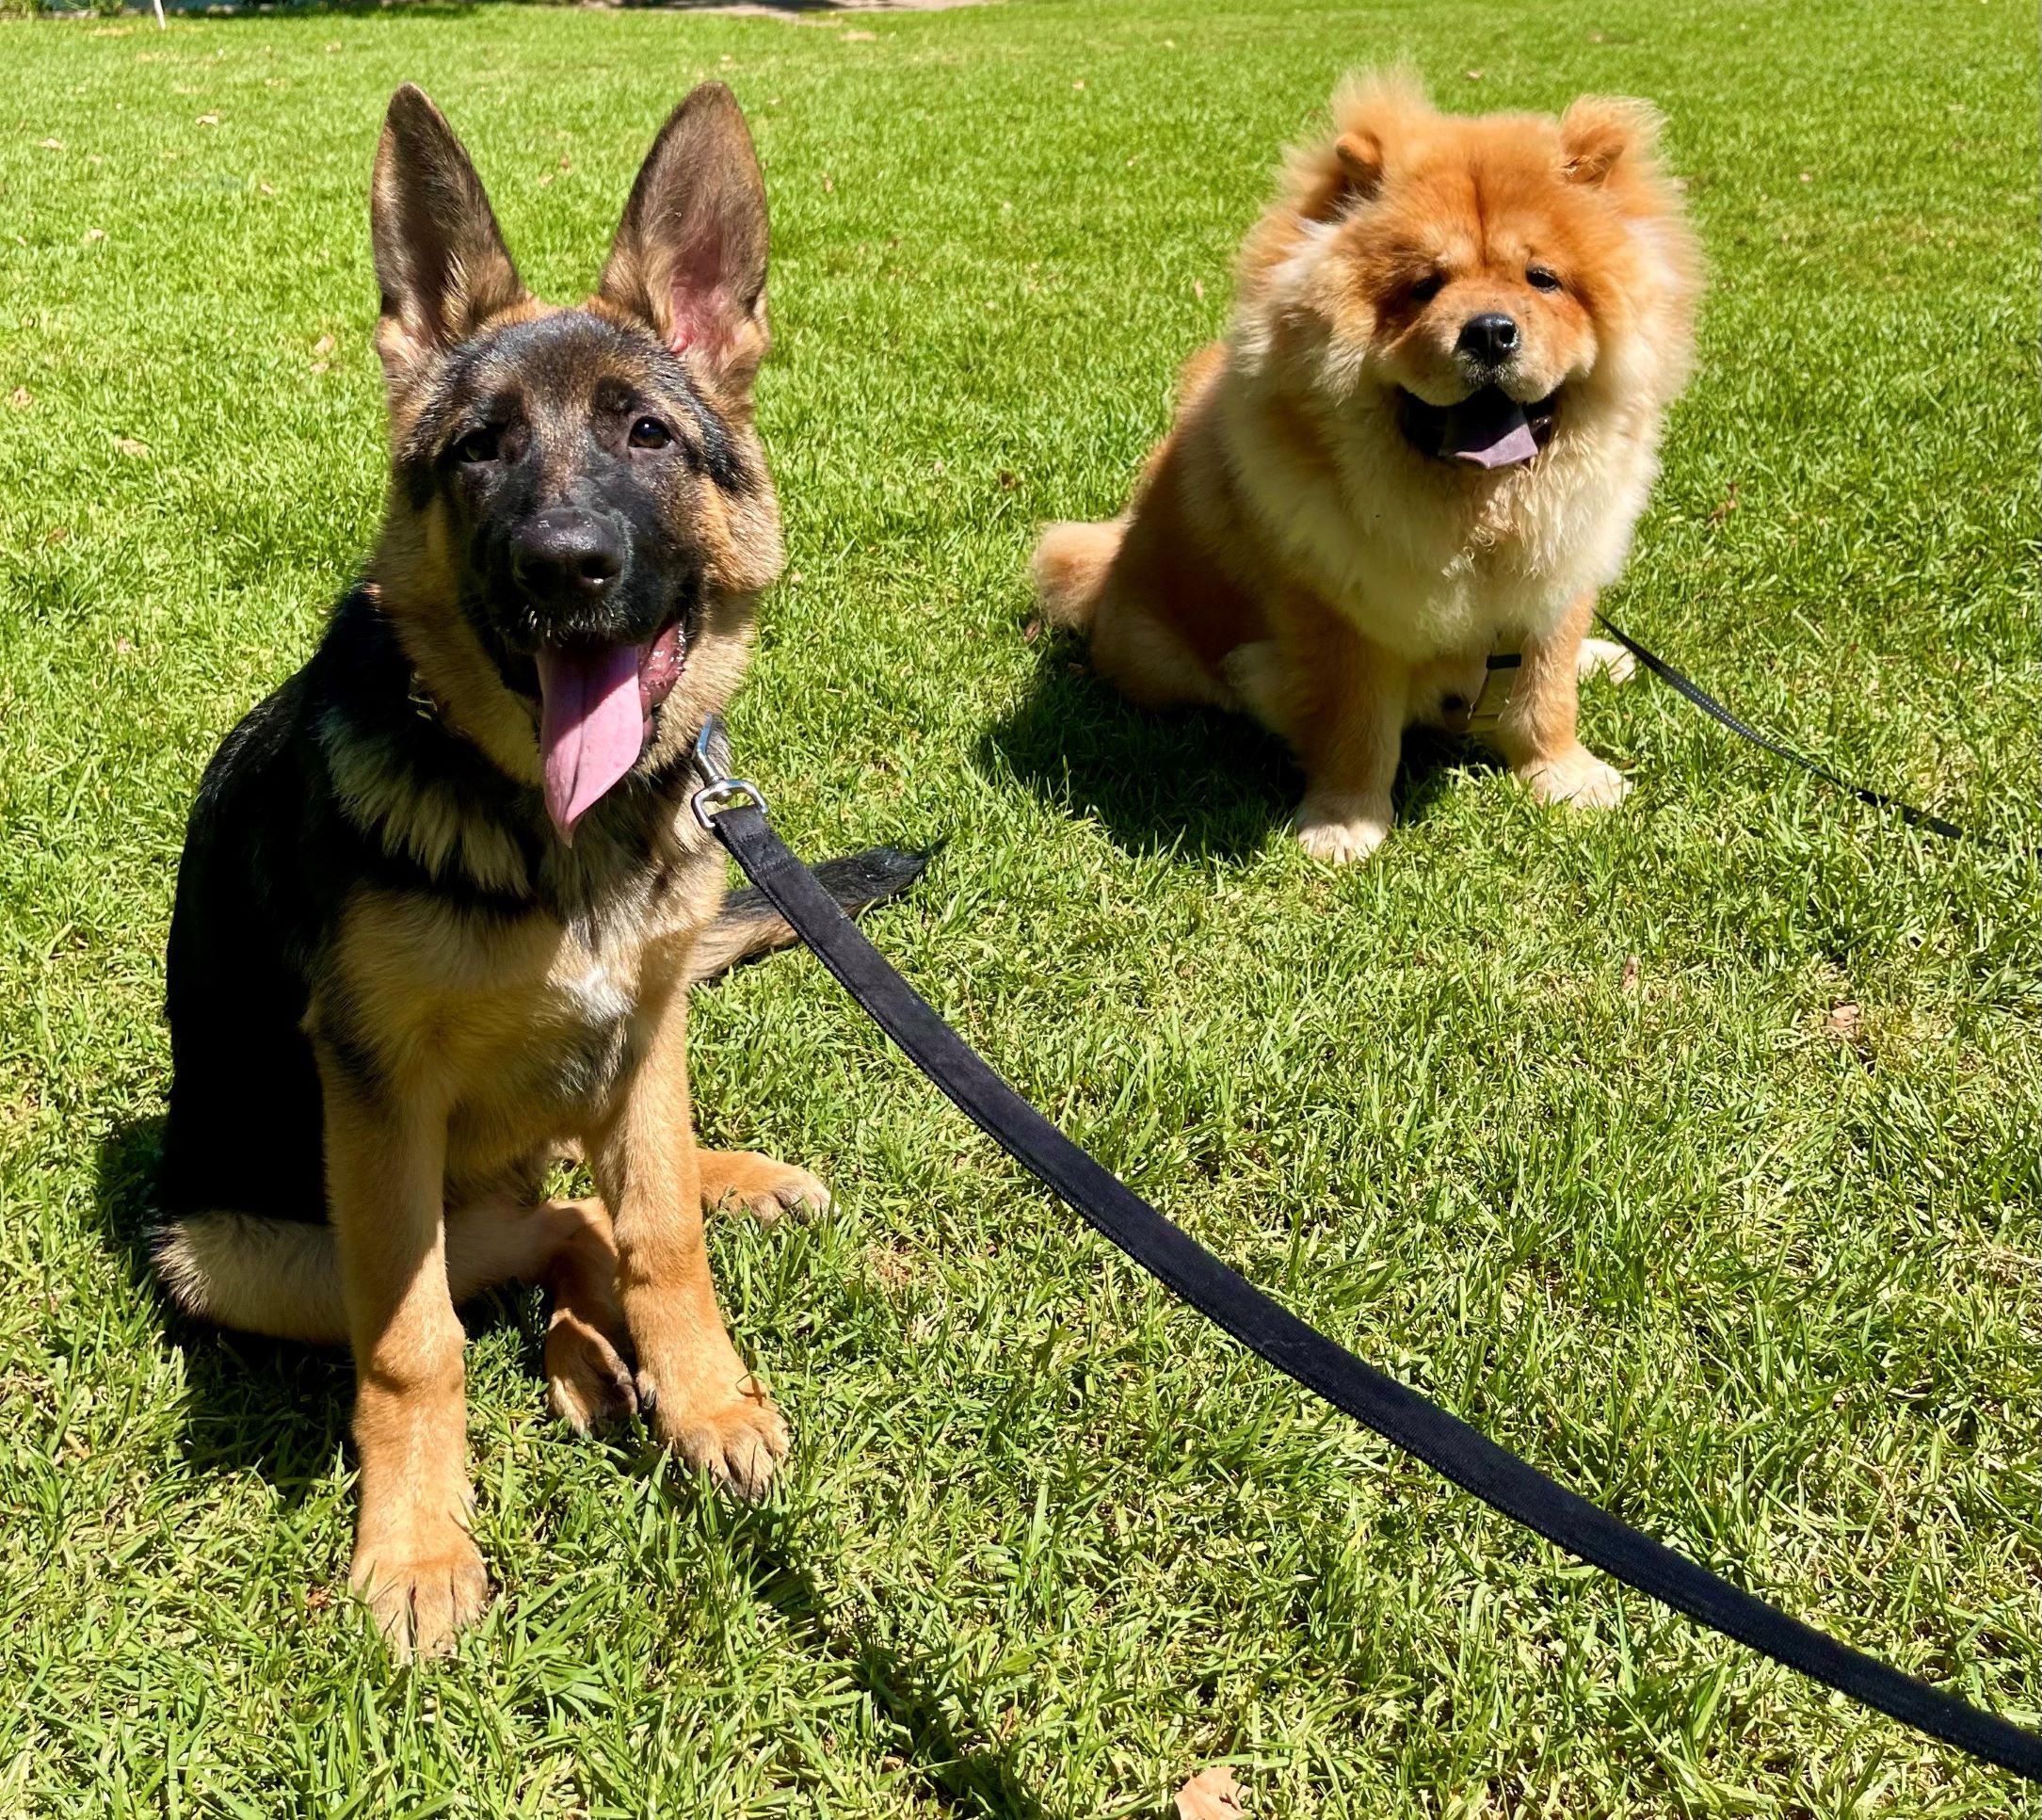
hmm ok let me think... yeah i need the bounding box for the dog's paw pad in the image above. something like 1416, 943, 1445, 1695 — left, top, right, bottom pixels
1520, 749, 1632, 810
651, 1376, 791, 1502
546, 1313, 638, 1434
350, 1532, 490, 1663
1577, 636, 1638, 685
710, 1163, 831, 1225
1293, 797, 1392, 864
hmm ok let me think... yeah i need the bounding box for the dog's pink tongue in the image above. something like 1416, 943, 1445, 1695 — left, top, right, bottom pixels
536, 642, 647, 841
1445, 394, 1540, 470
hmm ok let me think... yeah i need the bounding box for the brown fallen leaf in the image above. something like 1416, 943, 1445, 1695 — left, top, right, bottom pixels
313, 333, 336, 357
1707, 481, 1740, 525
8, 387, 31, 410
1465, 68, 1485, 81
197, 114, 220, 127
1072, 79, 1086, 90
1193, 279, 1206, 300
115, 636, 135, 655
1620, 955, 1641, 993
822, 174, 835, 192
259, 183, 276, 197
998, 470, 1018, 490
1021, 617, 1042, 644
1177, 1766, 1246, 1819
40, 137, 65, 151
844, 28, 876, 40
1825, 1001, 1861, 1040
84, 228, 105, 243
114, 437, 150, 458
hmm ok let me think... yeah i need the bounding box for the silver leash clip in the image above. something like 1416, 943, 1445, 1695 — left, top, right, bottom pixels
689, 715, 770, 832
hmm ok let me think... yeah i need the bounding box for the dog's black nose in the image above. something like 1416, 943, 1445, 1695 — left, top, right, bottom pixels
511, 508, 626, 603
1457, 313, 1519, 365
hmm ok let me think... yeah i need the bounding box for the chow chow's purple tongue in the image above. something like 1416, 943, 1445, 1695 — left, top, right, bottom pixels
536, 642, 647, 841
1443, 391, 1540, 469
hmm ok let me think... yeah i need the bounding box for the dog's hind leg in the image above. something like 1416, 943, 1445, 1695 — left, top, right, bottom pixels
155, 1196, 635, 1430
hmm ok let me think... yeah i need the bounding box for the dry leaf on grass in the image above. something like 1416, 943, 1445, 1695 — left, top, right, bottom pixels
1620, 955, 1641, 993
8, 388, 31, 410
1824, 1001, 1862, 1040
114, 437, 150, 458
197, 114, 220, 127
1176, 1766, 1246, 1818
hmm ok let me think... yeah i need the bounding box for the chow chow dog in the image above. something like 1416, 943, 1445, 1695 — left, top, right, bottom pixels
1033, 73, 1700, 861
152, 84, 923, 1657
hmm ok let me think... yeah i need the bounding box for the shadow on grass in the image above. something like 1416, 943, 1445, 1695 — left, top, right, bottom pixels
92, 1117, 355, 1498
92, 1117, 1047, 1812
684, 1496, 1052, 1819
980, 633, 1486, 862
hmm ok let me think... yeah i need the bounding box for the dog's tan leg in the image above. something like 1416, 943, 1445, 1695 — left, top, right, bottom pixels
323, 1071, 487, 1661
444, 1195, 637, 1435
699, 1151, 830, 1224
585, 994, 788, 1500
1286, 624, 1407, 864
1494, 592, 1632, 809
1089, 598, 1230, 710
533, 1199, 637, 1434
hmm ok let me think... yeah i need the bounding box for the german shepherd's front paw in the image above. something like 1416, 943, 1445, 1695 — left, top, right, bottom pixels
1518, 745, 1632, 810
1293, 793, 1392, 864
699, 1151, 831, 1225
350, 1526, 490, 1662
641, 1367, 790, 1501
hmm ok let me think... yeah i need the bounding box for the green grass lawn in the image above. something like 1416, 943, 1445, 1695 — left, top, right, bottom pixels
3, 0, 2037, 1812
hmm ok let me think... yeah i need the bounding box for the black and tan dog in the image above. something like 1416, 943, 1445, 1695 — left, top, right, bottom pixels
152, 84, 921, 1657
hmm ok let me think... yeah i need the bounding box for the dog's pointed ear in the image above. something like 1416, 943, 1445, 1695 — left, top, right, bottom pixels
598, 84, 770, 395
370, 86, 526, 383
1559, 96, 1663, 187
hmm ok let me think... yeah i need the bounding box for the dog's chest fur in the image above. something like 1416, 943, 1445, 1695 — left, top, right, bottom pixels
1222, 372, 1658, 663
326, 831, 717, 1129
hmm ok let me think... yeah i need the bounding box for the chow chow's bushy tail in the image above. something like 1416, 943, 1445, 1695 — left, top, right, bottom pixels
1029, 518, 1126, 631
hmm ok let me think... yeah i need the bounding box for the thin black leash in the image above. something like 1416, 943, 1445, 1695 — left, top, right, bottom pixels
1594, 617, 1982, 846
689, 722, 2038, 1784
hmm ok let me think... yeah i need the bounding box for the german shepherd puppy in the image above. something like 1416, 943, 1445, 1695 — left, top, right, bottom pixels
152, 84, 922, 1658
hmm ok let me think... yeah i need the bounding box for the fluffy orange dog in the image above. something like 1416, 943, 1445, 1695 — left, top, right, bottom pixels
1034, 74, 1700, 862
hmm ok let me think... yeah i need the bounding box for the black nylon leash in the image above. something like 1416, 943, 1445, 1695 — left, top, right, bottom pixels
689, 726, 2038, 1784
1594, 617, 1982, 846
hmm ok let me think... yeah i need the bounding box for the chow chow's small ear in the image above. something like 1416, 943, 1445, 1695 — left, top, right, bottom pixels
370, 86, 526, 384
1332, 128, 1385, 200
1559, 95, 1663, 186
1287, 71, 1423, 219
599, 83, 770, 394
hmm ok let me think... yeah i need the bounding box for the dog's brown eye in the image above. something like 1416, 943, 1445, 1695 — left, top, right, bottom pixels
1409, 272, 1446, 305
628, 417, 672, 450
455, 427, 500, 465
1526, 266, 1563, 293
